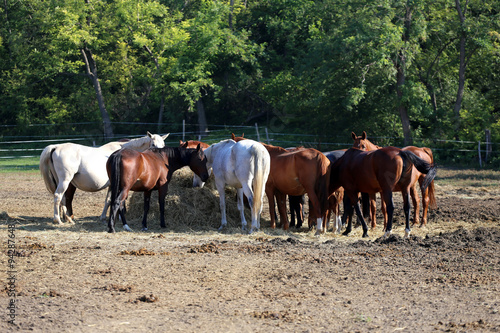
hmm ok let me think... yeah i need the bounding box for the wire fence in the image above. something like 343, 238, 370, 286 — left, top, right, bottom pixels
0, 121, 498, 168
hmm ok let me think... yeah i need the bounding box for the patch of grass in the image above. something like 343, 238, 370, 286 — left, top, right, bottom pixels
0, 157, 40, 173
435, 167, 500, 188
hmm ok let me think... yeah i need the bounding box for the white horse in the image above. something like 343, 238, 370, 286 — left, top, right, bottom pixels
199, 139, 271, 233
39, 132, 169, 224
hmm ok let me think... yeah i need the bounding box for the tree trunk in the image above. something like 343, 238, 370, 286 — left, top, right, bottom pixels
81, 47, 114, 139
396, 3, 413, 146
454, 0, 468, 136
196, 98, 208, 138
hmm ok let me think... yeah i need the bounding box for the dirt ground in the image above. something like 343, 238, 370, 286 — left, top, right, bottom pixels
0, 167, 499, 332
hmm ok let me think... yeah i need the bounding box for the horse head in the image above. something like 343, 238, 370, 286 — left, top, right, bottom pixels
188, 144, 210, 185
147, 131, 169, 148
351, 131, 379, 151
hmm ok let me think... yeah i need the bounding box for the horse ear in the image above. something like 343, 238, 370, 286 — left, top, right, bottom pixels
147, 131, 152, 138
241, 133, 244, 138
362, 131, 367, 140
351, 132, 357, 140
231, 133, 235, 140
162, 133, 170, 140
196, 143, 201, 152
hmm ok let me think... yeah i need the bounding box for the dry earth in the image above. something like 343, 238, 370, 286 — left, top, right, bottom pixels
0, 167, 499, 332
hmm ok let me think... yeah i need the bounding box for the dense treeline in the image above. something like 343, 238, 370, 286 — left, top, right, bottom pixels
1, 0, 499, 145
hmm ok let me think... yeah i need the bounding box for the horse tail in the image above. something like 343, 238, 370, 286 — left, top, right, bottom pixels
422, 147, 437, 209
251, 149, 270, 219
316, 156, 331, 218
39, 145, 58, 194
399, 150, 437, 193
108, 151, 123, 210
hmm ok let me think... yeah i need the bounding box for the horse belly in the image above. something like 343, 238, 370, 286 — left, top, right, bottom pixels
71, 172, 109, 192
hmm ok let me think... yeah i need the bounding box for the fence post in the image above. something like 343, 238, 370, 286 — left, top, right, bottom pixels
265, 127, 270, 144
255, 123, 260, 142
182, 119, 185, 142
478, 141, 482, 168
485, 129, 491, 164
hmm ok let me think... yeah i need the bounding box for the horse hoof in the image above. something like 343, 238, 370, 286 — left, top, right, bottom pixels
342, 231, 350, 236
362, 233, 369, 238
123, 225, 132, 232
383, 231, 392, 238
141, 228, 148, 232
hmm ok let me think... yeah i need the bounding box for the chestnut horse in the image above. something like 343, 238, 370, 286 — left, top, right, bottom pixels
106, 145, 209, 233
352, 131, 437, 228
231, 134, 331, 234
330, 146, 436, 238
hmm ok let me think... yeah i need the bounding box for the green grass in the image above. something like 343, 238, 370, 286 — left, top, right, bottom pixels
0, 157, 40, 173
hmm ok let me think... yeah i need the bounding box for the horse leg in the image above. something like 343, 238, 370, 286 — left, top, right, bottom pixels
420, 180, 430, 227
410, 184, 420, 227
216, 180, 228, 230
63, 183, 76, 223
382, 191, 394, 238
275, 191, 289, 230
142, 190, 152, 231
297, 196, 304, 229
53, 179, 72, 224
100, 188, 112, 223
289, 196, 296, 228
306, 190, 324, 235
266, 189, 277, 229
342, 196, 354, 236
354, 201, 369, 238
369, 193, 377, 230
402, 190, 411, 238
119, 189, 132, 232
237, 188, 249, 232
380, 199, 387, 231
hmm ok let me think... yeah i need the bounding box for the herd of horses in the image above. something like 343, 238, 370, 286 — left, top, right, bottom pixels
39, 130, 437, 238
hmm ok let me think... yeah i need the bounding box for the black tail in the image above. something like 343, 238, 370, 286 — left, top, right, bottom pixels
107, 151, 122, 221
399, 150, 437, 192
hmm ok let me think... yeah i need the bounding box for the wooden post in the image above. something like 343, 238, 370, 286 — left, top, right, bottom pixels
255, 123, 260, 142
478, 141, 482, 168
485, 129, 491, 164
182, 119, 185, 142
265, 127, 270, 144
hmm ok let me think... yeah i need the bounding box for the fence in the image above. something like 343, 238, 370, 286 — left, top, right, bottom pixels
0, 122, 498, 168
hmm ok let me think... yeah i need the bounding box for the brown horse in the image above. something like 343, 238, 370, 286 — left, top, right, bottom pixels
330, 146, 436, 238
231, 134, 330, 233
180, 140, 210, 150
106, 145, 209, 233
352, 131, 437, 228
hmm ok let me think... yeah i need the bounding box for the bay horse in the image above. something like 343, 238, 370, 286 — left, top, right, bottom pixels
330, 146, 437, 238
231, 134, 331, 234
39, 132, 169, 225
198, 139, 270, 233
106, 145, 209, 232
352, 131, 437, 228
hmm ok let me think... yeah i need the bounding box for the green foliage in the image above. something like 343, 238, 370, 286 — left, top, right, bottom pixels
0, 0, 498, 151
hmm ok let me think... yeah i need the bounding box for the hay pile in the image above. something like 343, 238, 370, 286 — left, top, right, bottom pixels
126, 167, 261, 232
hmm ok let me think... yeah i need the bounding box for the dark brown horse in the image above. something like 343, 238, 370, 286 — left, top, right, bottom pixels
330, 146, 436, 238
352, 131, 437, 228
231, 134, 331, 233
106, 145, 209, 233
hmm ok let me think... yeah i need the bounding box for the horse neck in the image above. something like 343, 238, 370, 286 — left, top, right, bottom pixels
122, 136, 150, 151
365, 140, 380, 151
263, 143, 286, 156
159, 147, 190, 171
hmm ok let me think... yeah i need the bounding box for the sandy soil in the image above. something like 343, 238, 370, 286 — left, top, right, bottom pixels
0, 167, 499, 332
